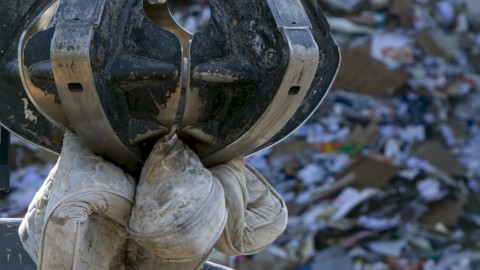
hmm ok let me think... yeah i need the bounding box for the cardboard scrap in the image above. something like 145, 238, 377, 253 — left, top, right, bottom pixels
416, 29, 461, 61
334, 45, 410, 97
414, 140, 467, 177
421, 200, 462, 227
335, 154, 400, 190
344, 122, 379, 148
416, 29, 447, 59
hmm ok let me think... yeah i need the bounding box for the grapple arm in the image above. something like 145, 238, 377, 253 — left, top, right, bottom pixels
0, 0, 339, 172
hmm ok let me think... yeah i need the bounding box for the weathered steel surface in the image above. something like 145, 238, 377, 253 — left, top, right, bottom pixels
0, 0, 37, 55
0, 0, 63, 155
0, 218, 36, 270
0, 127, 10, 192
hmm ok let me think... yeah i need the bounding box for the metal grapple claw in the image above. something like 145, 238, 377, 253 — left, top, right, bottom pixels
0, 0, 339, 172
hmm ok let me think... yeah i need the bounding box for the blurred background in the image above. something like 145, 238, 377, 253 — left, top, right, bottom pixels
3, 0, 480, 269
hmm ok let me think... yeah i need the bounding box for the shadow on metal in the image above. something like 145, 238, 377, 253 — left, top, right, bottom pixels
0, 219, 34, 270
0, 218, 232, 270
0, 127, 10, 192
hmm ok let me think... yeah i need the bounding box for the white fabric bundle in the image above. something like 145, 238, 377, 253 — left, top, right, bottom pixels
127, 135, 227, 262
211, 158, 288, 255
19, 132, 288, 269
19, 131, 136, 269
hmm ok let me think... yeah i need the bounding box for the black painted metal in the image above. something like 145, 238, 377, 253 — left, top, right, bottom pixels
0, 127, 10, 192
0, 0, 338, 171
0, 0, 37, 57
21, 0, 183, 172
181, 0, 339, 163
0, 0, 63, 156
179, 0, 287, 161
0, 219, 36, 270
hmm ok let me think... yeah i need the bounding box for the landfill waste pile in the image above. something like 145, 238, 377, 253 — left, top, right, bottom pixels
239, 0, 480, 269
3, 0, 480, 269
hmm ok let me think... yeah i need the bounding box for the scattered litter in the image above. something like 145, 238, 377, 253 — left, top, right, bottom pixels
239, 0, 480, 268
370, 32, 414, 68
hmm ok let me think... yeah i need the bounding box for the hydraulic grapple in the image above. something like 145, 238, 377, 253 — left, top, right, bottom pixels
0, 0, 339, 173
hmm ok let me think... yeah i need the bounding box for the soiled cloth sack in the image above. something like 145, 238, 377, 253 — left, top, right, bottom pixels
128, 135, 288, 266
210, 158, 288, 255
19, 131, 287, 269
127, 134, 227, 265
19, 131, 137, 269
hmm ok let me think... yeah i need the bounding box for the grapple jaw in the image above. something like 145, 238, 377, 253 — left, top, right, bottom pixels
0, 0, 339, 172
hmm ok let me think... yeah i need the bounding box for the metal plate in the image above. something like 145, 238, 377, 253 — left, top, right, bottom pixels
0, 218, 36, 270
